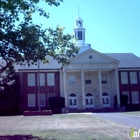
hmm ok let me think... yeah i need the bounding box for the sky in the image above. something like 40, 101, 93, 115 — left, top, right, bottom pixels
32, 0, 140, 56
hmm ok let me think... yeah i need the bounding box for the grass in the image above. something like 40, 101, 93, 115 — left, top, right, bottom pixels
0, 113, 138, 140
121, 111, 140, 117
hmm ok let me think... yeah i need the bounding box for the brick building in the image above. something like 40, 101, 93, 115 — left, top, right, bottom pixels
15, 17, 140, 112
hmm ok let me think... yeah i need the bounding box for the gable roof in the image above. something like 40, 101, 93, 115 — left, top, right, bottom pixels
70, 48, 120, 64
105, 53, 140, 68
14, 56, 62, 71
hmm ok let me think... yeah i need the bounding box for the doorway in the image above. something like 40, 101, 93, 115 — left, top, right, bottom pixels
85, 93, 94, 109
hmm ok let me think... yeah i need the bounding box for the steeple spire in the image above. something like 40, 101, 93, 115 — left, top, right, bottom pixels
78, 5, 80, 17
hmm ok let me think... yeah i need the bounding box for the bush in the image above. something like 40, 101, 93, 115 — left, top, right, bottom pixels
49, 97, 65, 114
120, 95, 128, 107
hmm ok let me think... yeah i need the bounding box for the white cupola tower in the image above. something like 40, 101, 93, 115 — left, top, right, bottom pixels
74, 17, 86, 47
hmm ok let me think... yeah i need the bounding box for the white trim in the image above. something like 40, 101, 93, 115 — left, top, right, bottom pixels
69, 48, 120, 64
19, 69, 60, 72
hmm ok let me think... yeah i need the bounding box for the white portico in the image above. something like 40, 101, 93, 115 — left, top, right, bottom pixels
60, 49, 120, 110
59, 17, 120, 110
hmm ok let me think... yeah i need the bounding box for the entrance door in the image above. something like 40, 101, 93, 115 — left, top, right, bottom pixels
85, 93, 94, 109
102, 93, 110, 108
69, 93, 77, 109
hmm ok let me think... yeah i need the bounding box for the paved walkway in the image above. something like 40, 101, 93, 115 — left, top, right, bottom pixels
92, 113, 140, 129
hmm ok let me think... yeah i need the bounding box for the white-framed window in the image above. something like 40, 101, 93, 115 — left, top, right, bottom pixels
28, 73, 35, 86
69, 75, 76, 85
120, 72, 128, 84
130, 72, 137, 84
122, 91, 130, 104
37, 73, 45, 86
85, 73, 91, 85
38, 93, 46, 107
131, 91, 139, 104
47, 73, 55, 86
48, 93, 55, 105
28, 94, 36, 107
101, 73, 107, 84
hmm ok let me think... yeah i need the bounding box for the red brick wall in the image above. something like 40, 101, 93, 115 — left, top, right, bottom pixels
119, 70, 140, 105
20, 71, 60, 111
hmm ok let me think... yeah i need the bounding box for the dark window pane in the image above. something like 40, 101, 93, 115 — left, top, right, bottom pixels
90, 99, 93, 104
74, 99, 77, 105
106, 98, 109, 104
78, 31, 82, 40
85, 80, 91, 84
70, 99, 72, 105
86, 99, 89, 105
102, 80, 107, 84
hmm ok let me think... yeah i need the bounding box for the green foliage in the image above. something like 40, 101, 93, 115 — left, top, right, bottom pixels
0, 64, 21, 115
0, 0, 79, 74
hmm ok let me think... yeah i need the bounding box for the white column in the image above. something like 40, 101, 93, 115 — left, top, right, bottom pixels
98, 70, 102, 108
81, 70, 85, 109
63, 69, 68, 108
115, 69, 120, 108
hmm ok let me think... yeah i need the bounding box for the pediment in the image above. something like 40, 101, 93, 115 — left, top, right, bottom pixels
69, 48, 119, 65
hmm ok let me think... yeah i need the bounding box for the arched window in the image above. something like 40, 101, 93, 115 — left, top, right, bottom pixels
86, 93, 93, 97
69, 93, 76, 97
102, 93, 108, 96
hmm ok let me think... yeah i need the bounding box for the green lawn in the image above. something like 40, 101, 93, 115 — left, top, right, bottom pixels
121, 111, 140, 117
0, 113, 138, 140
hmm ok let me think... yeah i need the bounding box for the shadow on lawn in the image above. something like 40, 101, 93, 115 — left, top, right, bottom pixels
0, 135, 57, 140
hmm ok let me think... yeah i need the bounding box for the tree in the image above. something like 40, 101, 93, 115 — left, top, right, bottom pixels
0, 0, 79, 73
0, 64, 21, 115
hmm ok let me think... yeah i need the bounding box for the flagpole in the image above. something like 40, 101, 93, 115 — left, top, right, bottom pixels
38, 59, 41, 111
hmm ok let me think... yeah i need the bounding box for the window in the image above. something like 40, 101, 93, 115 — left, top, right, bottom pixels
69, 75, 76, 85
38, 93, 46, 107
47, 73, 55, 86
102, 73, 107, 84
122, 91, 130, 104
48, 93, 55, 105
37, 73, 45, 86
78, 31, 82, 40
28, 94, 36, 107
120, 72, 128, 84
85, 73, 91, 84
131, 91, 139, 104
28, 73, 35, 86
130, 72, 137, 84
85, 80, 91, 84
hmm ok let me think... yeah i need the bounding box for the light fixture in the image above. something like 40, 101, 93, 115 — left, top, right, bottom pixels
96, 95, 99, 99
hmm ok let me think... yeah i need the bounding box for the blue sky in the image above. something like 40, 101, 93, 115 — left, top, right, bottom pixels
33, 0, 140, 56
